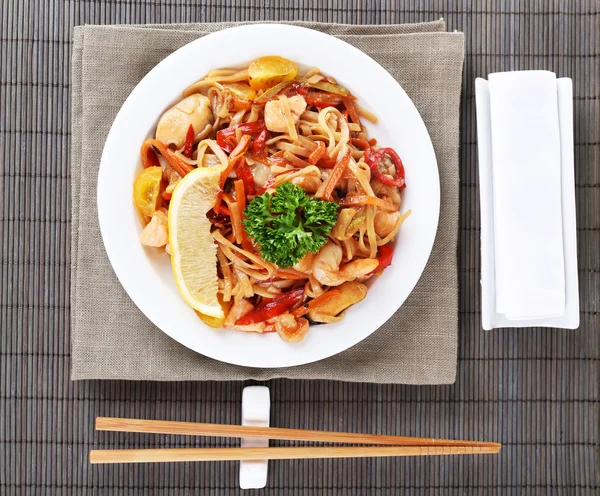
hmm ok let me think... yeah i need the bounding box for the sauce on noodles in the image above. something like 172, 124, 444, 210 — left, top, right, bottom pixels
134, 56, 411, 342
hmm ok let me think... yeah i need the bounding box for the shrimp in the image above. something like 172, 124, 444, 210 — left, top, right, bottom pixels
312, 241, 379, 286
371, 180, 402, 205
275, 313, 309, 342
223, 298, 266, 333
291, 173, 322, 193
374, 210, 403, 238
293, 252, 316, 274
139, 208, 168, 247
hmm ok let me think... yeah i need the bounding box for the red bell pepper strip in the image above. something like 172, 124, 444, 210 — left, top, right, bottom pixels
219, 135, 252, 188
141, 141, 161, 168
289, 81, 309, 96
183, 124, 194, 158
316, 156, 337, 169
305, 91, 346, 108
251, 128, 268, 157
371, 244, 394, 273
141, 139, 194, 177
235, 160, 256, 196
351, 138, 370, 150
344, 100, 361, 124
235, 288, 305, 325
364, 147, 406, 189
216, 120, 266, 153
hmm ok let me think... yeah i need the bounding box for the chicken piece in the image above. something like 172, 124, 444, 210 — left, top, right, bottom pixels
156, 94, 214, 148
139, 209, 168, 247
264, 95, 307, 133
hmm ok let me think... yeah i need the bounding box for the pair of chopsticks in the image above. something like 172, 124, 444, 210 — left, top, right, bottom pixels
89, 417, 501, 464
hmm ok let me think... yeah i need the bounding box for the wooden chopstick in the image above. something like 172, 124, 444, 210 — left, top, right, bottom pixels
89, 445, 500, 464
95, 417, 500, 449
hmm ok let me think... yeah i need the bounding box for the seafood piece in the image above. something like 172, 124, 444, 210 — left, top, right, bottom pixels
275, 313, 310, 342
223, 298, 266, 333
308, 281, 367, 322
139, 208, 169, 247
156, 94, 214, 148
264, 95, 307, 133
374, 210, 403, 238
313, 241, 378, 286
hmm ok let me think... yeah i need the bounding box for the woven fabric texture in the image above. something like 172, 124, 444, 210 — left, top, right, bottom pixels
1, 1, 598, 494
71, 19, 463, 383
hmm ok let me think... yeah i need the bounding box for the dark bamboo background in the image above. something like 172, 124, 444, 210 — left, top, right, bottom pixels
1, 0, 599, 494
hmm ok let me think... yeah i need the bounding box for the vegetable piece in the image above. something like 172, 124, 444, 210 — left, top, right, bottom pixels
344, 100, 361, 124
304, 90, 345, 108
292, 289, 341, 318
196, 294, 232, 328
223, 82, 257, 101
133, 166, 163, 216
248, 55, 299, 91
141, 139, 194, 177
251, 128, 269, 157
141, 141, 161, 168
235, 160, 256, 196
371, 244, 394, 273
216, 120, 266, 154
234, 179, 246, 213
364, 147, 406, 188
308, 141, 327, 164
183, 124, 194, 158
243, 182, 339, 268
338, 195, 399, 212
316, 155, 337, 169
351, 138, 370, 150
235, 288, 305, 325
219, 135, 251, 188
316, 149, 351, 200
309, 80, 350, 96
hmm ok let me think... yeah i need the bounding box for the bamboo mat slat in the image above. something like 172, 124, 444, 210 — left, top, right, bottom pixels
1, 0, 599, 494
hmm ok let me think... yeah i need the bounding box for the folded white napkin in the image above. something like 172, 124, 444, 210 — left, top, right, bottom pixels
476, 71, 579, 329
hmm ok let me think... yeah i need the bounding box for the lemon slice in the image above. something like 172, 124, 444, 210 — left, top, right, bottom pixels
168, 167, 223, 318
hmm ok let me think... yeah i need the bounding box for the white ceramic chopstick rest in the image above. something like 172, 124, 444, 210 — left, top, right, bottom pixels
476, 71, 579, 329
240, 386, 270, 489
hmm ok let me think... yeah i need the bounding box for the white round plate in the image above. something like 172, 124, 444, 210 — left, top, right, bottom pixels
98, 24, 440, 368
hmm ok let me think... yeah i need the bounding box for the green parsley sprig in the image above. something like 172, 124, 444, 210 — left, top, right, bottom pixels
243, 182, 339, 268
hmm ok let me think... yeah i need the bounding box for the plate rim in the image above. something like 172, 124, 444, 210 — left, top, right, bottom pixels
97, 23, 441, 368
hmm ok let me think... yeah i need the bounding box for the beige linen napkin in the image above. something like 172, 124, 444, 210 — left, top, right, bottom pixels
71, 20, 464, 383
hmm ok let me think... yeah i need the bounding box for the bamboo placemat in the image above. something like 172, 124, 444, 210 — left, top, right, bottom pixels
1, 0, 598, 494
